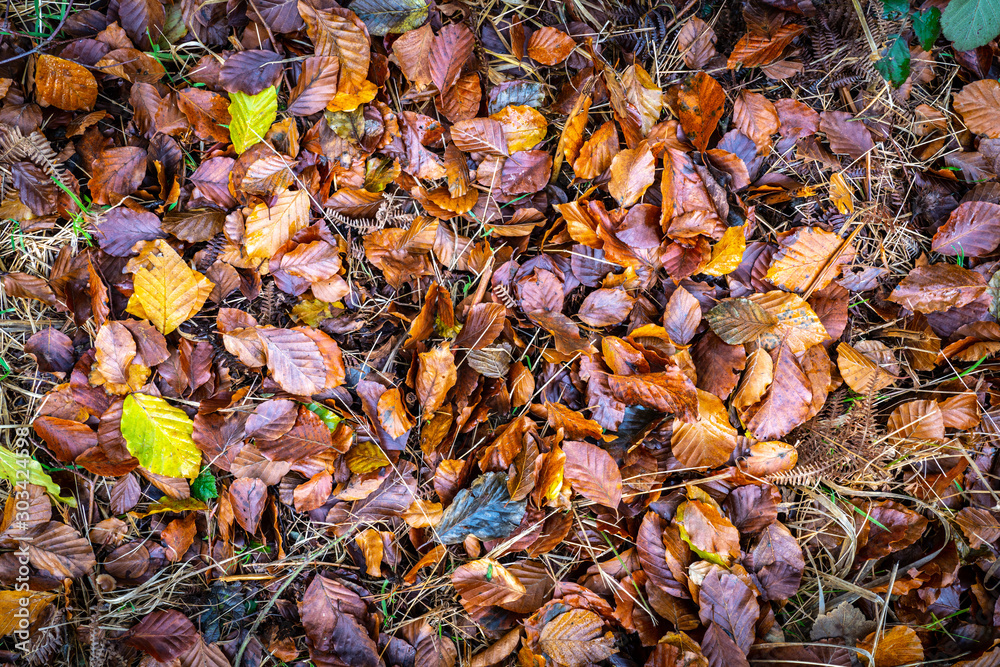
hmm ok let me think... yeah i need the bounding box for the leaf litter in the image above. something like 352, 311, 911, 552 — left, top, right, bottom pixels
1, 0, 1000, 666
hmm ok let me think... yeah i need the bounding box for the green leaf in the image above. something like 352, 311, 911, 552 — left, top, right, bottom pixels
349, 0, 428, 36
874, 35, 911, 88
306, 401, 342, 431
942, 0, 1000, 51
121, 394, 203, 479
191, 467, 218, 501
228, 87, 277, 154
0, 445, 76, 507
882, 0, 908, 19
914, 8, 942, 51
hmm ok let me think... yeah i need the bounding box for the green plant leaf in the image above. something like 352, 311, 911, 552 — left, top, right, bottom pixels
914, 8, 942, 51
942, 0, 1000, 51
349, 0, 428, 36
228, 87, 277, 154
874, 35, 911, 88
191, 467, 218, 501
882, 0, 909, 19
121, 393, 202, 479
0, 446, 76, 506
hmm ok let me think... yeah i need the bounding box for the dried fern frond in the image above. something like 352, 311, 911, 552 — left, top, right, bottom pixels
0, 123, 70, 198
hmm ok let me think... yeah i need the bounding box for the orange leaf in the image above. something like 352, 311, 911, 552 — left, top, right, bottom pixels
674, 71, 724, 153
527, 27, 576, 66
34, 55, 98, 111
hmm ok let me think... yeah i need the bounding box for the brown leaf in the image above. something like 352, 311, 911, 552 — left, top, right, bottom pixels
24, 328, 74, 374
33, 416, 97, 462
674, 71, 724, 152
429, 23, 474, 93
609, 370, 698, 422
29, 521, 96, 579
91, 147, 147, 205
537, 609, 616, 667
563, 440, 622, 509
471, 628, 522, 667
677, 17, 718, 69
220, 50, 283, 95
258, 327, 326, 396
954, 79, 1000, 138
675, 491, 740, 565
123, 610, 198, 662
749, 290, 830, 355
746, 344, 812, 440
889, 263, 987, 314
577, 288, 635, 327
733, 91, 778, 150
527, 27, 575, 65
162, 513, 197, 562
229, 477, 267, 534
34, 54, 98, 111
295, 471, 333, 512
727, 24, 805, 69
287, 56, 340, 116
938, 392, 981, 429
856, 500, 928, 560
887, 399, 944, 443
94, 207, 165, 257
931, 201, 1000, 257
2, 272, 56, 306
954, 507, 1000, 548
451, 118, 508, 155
663, 286, 701, 345
670, 390, 738, 468
501, 150, 552, 195
572, 120, 617, 180
177, 88, 231, 143
820, 111, 874, 159
609, 141, 656, 207
454, 303, 506, 350
705, 297, 777, 344
693, 332, 745, 400
697, 569, 759, 652
452, 558, 526, 608
391, 24, 434, 87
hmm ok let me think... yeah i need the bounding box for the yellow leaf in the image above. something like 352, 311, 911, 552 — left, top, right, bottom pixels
229, 87, 278, 154
326, 79, 378, 112
830, 171, 854, 214
748, 290, 830, 355
244, 188, 311, 260
0, 591, 56, 636
621, 63, 662, 135
121, 393, 202, 479
701, 224, 746, 276
765, 226, 855, 293
345, 440, 390, 473
126, 240, 213, 335
490, 105, 548, 153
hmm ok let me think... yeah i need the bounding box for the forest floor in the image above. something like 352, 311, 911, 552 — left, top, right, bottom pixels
1, 0, 1000, 666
